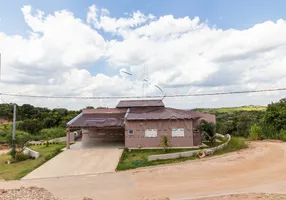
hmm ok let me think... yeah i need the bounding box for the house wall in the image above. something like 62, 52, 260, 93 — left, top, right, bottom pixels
124, 119, 195, 148
193, 113, 216, 129
83, 128, 125, 142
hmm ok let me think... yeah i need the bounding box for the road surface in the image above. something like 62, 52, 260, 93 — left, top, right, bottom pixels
1, 141, 286, 200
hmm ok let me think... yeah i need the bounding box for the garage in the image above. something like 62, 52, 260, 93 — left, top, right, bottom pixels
66, 108, 127, 149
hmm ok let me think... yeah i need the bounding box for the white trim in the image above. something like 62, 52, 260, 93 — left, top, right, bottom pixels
145, 129, 157, 137
172, 128, 184, 137
67, 112, 83, 126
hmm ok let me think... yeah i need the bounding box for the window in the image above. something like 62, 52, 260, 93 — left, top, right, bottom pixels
172, 128, 184, 137
145, 129, 157, 137
128, 130, 134, 135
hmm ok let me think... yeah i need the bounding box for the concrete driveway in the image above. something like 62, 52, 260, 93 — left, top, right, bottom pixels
22, 138, 124, 180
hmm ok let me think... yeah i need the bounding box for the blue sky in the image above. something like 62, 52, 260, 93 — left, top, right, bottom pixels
1, 0, 286, 36
1, 0, 286, 109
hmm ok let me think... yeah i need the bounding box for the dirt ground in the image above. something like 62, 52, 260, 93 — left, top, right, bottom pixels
192, 193, 286, 200
1, 141, 286, 200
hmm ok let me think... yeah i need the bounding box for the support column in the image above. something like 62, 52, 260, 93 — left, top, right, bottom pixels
66, 127, 70, 149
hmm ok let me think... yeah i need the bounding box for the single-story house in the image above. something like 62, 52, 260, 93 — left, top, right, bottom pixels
66, 100, 215, 149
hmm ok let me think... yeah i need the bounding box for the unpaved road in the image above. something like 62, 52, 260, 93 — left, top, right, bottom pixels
1, 141, 286, 200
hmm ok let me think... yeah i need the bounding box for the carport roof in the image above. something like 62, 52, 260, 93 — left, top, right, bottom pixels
67, 111, 126, 128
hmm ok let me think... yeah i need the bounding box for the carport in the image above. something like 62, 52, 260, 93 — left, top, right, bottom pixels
66, 108, 127, 149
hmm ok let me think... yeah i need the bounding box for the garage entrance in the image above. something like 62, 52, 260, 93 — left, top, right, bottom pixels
66, 108, 127, 149
70, 128, 125, 149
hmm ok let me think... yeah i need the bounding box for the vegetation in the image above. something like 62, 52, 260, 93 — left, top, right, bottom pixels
116, 147, 205, 170
214, 137, 248, 155
0, 103, 79, 144
0, 143, 66, 180
117, 137, 247, 171
160, 135, 170, 152
199, 121, 217, 146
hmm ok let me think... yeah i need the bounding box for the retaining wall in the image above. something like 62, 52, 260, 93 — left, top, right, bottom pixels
23, 147, 40, 159
148, 134, 231, 161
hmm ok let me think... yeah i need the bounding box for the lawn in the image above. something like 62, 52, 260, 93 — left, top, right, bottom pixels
116, 147, 205, 170
117, 137, 247, 171
0, 143, 66, 180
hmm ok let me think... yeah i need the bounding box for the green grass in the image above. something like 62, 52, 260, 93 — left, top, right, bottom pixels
0, 143, 66, 180
116, 147, 206, 171
117, 137, 247, 171
195, 106, 266, 113
214, 137, 248, 155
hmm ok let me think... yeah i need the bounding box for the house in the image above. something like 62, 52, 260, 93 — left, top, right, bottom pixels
66, 100, 216, 149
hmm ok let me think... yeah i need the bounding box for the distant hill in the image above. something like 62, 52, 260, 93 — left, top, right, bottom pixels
194, 106, 266, 113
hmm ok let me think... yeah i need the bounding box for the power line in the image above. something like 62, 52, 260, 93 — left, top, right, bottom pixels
0, 87, 285, 100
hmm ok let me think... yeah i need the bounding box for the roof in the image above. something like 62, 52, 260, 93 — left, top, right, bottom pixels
116, 100, 165, 108
82, 108, 126, 114
67, 112, 126, 128
126, 107, 202, 120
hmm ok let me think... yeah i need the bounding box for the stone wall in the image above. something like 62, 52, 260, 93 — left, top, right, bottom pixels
148, 134, 231, 161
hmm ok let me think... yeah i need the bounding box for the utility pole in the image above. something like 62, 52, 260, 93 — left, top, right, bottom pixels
11, 104, 16, 158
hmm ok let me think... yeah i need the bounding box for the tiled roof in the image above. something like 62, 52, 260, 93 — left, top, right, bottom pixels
126, 107, 202, 120
116, 100, 164, 108
68, 112, 125, 127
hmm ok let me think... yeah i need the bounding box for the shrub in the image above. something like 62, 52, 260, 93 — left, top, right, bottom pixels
278, 129, 286, 142
15, 152, 29, 162
260, 123, 278, 139
249, 124, 262, 140
215, 137, 248, 155
6, 131, 31, 150
160, 135, 170, 152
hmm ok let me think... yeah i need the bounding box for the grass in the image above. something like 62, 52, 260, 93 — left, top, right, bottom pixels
214, 137, 248, 155
116, 147, 205, 170
117, 137, 247, 171
0, 143, 66, 180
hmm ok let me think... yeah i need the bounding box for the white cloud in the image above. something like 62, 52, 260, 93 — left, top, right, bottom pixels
1, 5, 286, 109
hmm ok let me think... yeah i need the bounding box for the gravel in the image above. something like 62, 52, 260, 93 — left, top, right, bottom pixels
0, 187, 96, 200
0, 187, 63, 200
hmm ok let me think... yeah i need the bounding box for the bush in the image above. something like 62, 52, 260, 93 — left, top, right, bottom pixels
278, 129, 286, 142
215, 137, 248, 155
17, 119, 44, 135
160, 135, 170, 152
15, 152, 29, 162
260, 123, 278, 139
249, 124, 262, 140
5, 131, 31, 150
39, 127, 66, 140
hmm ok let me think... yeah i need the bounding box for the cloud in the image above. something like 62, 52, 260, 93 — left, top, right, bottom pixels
1, 5, 286, 109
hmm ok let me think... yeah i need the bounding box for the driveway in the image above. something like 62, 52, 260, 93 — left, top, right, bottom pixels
22, 139, 124, 180
7, 141, 285, 200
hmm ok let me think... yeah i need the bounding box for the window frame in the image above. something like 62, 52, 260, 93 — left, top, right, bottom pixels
144, 129, 158, 137
171, 128, 185, 137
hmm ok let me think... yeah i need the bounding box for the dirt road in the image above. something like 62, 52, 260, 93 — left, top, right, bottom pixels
1, 141, 286, 200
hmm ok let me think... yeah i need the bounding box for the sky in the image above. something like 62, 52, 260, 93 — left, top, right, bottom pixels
0, 0, 286, 109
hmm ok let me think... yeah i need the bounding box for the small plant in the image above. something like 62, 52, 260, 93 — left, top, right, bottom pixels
15, 152, 29, 162
199, 120, 217, 147
278, 129, 286, 142
161, 135, 170, 152
249, 124, 262, 140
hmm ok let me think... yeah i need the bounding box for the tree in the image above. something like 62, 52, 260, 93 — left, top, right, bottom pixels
17, 119, 44, 135
6, 131, 31, 151
199, 120, 217, 147
264, 98, 286, 131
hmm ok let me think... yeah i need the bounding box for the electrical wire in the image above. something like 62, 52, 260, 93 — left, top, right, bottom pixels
0, 87, 285, 100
